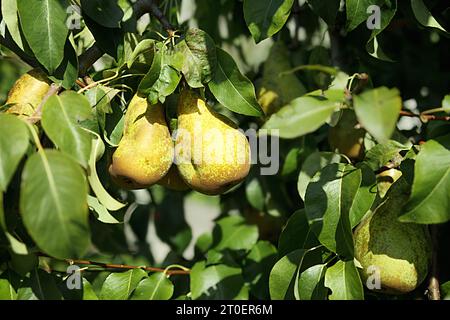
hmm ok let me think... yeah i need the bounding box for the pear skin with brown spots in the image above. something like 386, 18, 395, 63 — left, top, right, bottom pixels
175, 90, 251, 195
5, 69, 51, 118
109, 94, 173, 189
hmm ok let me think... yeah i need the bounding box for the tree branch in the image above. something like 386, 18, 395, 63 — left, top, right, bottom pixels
399, 110, 450, 122
38, 253, 190, 276
141, 0, 175, 33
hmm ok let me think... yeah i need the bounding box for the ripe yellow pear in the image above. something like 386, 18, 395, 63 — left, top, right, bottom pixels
157, 165, 190, 191
109, 94, 174, 189
5, 69, 51, 118
174, 90, 251, 195
328, 109, 365, 160
354, 180, 432, 294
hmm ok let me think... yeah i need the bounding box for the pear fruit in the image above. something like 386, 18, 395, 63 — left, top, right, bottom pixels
328, 109, 365, 160
174, 90, 251, 195
5, 69, 51, 118
257, 42, 306, 117
109, 94, 173, 189
354, 180, 432, 294
158, 165, 190, 191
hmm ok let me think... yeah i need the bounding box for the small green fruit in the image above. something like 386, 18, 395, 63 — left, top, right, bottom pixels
354, 180, 432, 294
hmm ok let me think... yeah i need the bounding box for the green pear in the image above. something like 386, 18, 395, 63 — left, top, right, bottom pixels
257, 42, 306, 117
328, 109, 365, 160
5, 69, 51, 118
174, 89, 251, 195
109, 94, 174, 189
354, 180, 432, 294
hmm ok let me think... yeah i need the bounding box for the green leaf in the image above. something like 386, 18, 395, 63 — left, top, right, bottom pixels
307, 0, 341, 25
87, 133, 125, 212
131, 273, 174, 300
305, 163, 358, 259
400, 134, 450, 224
324, 260, 364, 300
1, 0, 27, 51
363, 140, 409, 170
190, 261, 249, 300
366, 36, 395, 62
100, 269, 147, 300
366, 1, 397, 62
441, 281, 450, 300
208, 48, 263, 117
443, 95, 450, 113
298, 264, 328, 300
81, 0, 124, 29
50, 37, 79, 89
0, 194, 28, 255
243, 241, 278, 300
0, 270, 19, 300
181, 28, 217, 88
278, 209, 319, 257
17, 0, 69, 73
349, 164, 377, 228
244, 0, 295, 43
297, 152, 344, 200
59, 276, 98, 300
263, 95, 339, 139
81, 278, 99, 300
346, 0, 382, 32
138, 45, 162, 96
0, 114, 29, 192
20, 150, 90, 259
211, 216, 259, 252
127, 39, 154, 68
411, 0, 447, 32
30, 268, 63, 300
88, 195, 120, 224
245, 169, 265, 211
269, 248, 319, 300
41, 91, 93, 168
138, 45, 181, 104
354, 87, 402, 143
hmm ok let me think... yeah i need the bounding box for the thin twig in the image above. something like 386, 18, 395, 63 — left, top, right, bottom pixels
427, 225, 440, 300
38, 253, 190, 276
399, 110, 450, 122
145, 0, 175, 33
27, 83, 62, 124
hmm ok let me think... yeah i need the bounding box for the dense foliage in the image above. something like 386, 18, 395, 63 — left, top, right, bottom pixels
0, 0, 449, 300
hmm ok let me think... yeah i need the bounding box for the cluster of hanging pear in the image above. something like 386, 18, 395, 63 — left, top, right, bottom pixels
109, 89, 251, 195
